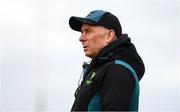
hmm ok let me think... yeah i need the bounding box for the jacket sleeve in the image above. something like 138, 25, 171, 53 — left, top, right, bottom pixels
99, 64, 135, 111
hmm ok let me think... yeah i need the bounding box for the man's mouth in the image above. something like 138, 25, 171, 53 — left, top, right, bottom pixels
83, 46, 89, 51
83, 46, 89, 48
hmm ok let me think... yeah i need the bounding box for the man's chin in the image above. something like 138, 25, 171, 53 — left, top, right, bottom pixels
85, 53, 96, 59
85, 53, 91, 58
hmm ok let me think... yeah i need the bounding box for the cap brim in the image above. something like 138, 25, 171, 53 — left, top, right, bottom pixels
69, 16, 97, 31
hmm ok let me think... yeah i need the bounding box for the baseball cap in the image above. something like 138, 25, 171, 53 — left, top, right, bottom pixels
69, 10, 122, 38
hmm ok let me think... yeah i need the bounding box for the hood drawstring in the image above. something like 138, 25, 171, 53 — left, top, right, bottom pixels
75, 61, 90, 97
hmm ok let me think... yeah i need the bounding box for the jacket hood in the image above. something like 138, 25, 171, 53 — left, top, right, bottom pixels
90, 34, 145, 81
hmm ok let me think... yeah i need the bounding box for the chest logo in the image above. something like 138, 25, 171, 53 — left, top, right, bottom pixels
85, 72, 96, 85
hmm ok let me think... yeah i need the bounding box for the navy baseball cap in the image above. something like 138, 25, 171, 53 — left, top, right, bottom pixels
69, 10, 122, 38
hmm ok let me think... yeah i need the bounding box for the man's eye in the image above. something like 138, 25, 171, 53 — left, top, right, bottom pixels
86, 29, 92, 33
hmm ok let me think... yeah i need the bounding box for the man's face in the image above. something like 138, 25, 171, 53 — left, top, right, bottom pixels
79, 24, 109, 59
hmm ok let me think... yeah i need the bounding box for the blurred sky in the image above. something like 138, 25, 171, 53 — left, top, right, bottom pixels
0, 0, 179, 111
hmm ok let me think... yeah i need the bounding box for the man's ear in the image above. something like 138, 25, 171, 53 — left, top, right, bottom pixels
105, 30, 116, 43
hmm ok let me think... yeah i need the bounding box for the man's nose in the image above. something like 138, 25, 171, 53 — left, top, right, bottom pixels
79, 33, 85, 42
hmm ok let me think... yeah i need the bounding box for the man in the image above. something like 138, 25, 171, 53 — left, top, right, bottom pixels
69, 10, 145, 111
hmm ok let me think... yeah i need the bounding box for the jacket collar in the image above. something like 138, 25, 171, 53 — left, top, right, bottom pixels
90, 34, 130, 68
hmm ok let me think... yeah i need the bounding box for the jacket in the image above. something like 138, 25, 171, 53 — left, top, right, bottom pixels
71, 34, 145, 111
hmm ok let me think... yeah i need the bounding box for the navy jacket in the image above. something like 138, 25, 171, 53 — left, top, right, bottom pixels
71, 34, 145, 111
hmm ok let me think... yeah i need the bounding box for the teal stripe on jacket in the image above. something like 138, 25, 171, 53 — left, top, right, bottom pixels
88, 92, 101, 111
115, 60, 139, 111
